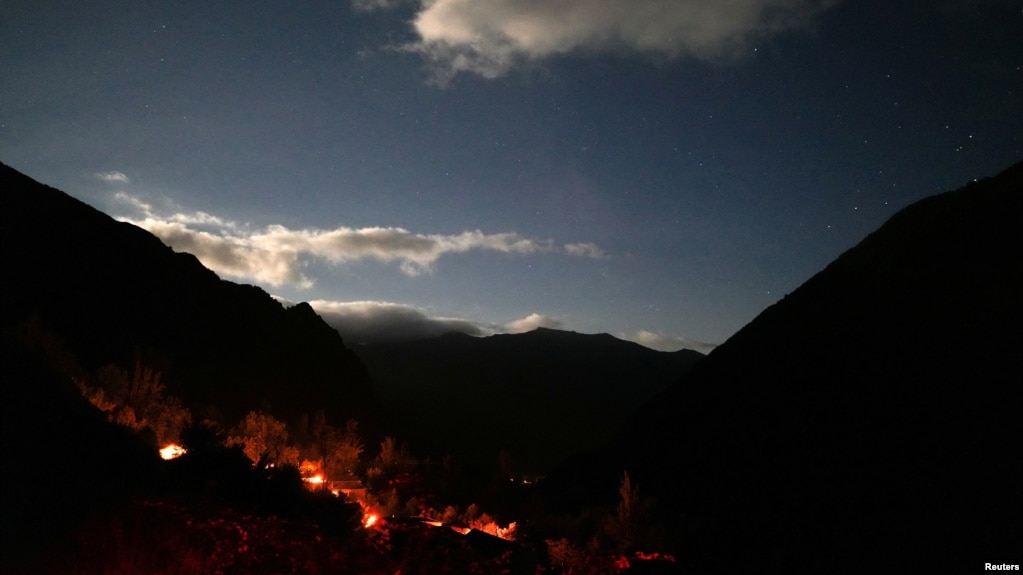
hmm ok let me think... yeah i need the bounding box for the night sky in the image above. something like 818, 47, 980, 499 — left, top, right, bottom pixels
2, 0, 1020, 351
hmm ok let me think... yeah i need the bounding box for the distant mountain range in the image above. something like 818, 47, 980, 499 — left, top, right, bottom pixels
0, 161, 378, 429
544, 161, 1023, 572
354, 328, 704, 474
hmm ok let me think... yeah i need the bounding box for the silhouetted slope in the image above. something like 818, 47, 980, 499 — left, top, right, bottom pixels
0, 331, 160, 573
0, 162, 377, 428
547, 162, 1023, 573
355, 328, 704, 473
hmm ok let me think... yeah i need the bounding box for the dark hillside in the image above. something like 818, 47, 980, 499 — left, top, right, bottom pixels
0, 330, 160, 572
0, 162, 378, 429
546, 161, 1023, 573
356, 328, 704, 474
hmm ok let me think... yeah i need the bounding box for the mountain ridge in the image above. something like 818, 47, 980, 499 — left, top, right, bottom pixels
544, 160, 1023, 572
354, 327, 705, 474
0, 161, 379, 430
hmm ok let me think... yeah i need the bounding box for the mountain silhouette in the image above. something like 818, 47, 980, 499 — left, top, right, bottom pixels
354, 327, 704, 474
544, 161, 1023, 572
0, 162, 378, 429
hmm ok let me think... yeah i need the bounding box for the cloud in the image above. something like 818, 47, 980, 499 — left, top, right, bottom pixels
114, 194, 599, 287
626, 329, 717, 354
113, 191, 151, 213
124, 217, 315, 287
305, 299, 487, 343
406, 0, 839, 81
114, 192, 232, 229
505, 312, 563, 333
565, 242, 605, 258
96, 171, 130, 183
351, 0, 410, 11
297, 298, 576, 344
300, 300, 714, 354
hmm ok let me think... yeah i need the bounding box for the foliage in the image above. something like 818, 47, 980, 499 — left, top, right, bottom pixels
46, 499, 371, 575
375, 435, 410, 471
324, 418, 364, 481
545, 538, 588, 574
226, 410, 299, 467
45, 497, 537, 575
601, 471, 666, 556
77, 361, 192, 446
605, 471, 639, 552
19, 324, 676, 574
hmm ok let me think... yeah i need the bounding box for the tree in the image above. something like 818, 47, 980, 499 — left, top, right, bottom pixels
309, 410, 331, 463
546, 538, 587, 574
226, 410, 299, 468
375, 436, 409, 470
606, 471, 641, 552
78, 361, 191, 446
325, 419, 363, 480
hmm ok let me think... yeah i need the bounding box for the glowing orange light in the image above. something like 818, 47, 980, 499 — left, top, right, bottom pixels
303, 474, 325, 484
363, 513, 379, 528
159, 444, 186, 460
495, 522, 517, 540
634, 551, 676, 562
466, 517, 517, 541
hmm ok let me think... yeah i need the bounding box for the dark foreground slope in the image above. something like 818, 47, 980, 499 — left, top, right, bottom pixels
0, 331, 161, 573
547, 162, 1023, 573
356, 328, 704, 474
0, 162, 377, 428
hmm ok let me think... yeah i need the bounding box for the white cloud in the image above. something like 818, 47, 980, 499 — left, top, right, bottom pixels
306, 299, 487, 343
123, 217, 314, 287
300, 299, 714, 354
113, 191, 151, 213
565, 242, 605, 258
114, 194, 599, 287
96, 171, 130, 183
626, 329, 717, 354
505, 312, 563, 333
406, 0, 839, 82
114, 192, 233, 230
298, 299, 580, 343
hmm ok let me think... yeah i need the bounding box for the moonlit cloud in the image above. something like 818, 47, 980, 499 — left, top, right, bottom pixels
115, 194, 601, 287
627, 329, 717, 354
113, 192, 234, 230
505, 312, 563, 333
124, 217, 314, 286
306, 299, 487, 343
96, 171, 130, 183
289, 297, 715, 351
406, 0, 840, 81
565, 242, 605, 258
113, 191, 151, 213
